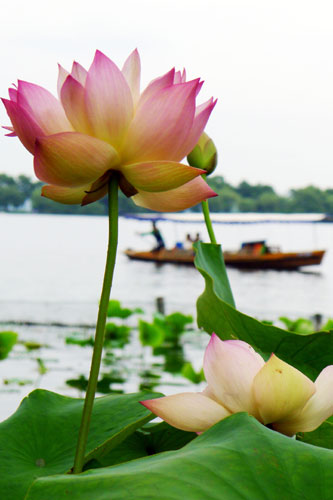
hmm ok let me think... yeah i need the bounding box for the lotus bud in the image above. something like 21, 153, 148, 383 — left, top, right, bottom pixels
187, 132, 217, 176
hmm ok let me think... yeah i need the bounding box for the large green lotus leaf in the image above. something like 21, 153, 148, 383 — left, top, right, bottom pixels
0, 389, 160, 500
194, 242, 333, 379
193, 241, 235, 307
26, 413, 333, 500
297, 421, 333, 450
87, 422, 196, 468
146, 421, 196, 453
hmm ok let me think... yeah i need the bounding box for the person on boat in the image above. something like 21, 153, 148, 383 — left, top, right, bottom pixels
184, 233, 201, 249
184, 234, 194, 250
140, 222, 166, 252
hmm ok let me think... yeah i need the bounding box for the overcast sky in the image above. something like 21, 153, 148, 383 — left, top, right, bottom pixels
1, 0, 332, 193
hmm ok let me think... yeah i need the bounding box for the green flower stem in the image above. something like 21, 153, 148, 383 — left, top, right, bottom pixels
201, 199, 217, 244
73, 174, 119, 474
201, 175, 217, 244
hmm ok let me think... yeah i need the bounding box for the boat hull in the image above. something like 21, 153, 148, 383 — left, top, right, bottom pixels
124, 249, 325, 270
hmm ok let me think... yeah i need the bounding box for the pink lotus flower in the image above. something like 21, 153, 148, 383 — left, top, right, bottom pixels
141, 334, 333, 436
2, 50, 217, 210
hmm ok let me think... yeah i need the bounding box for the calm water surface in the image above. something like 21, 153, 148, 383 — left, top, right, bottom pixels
0, 213, 332, 321
0, 213, 332, 419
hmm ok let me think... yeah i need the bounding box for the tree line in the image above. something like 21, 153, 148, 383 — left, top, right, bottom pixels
205, 178, 333, 214
1, 173, 333, 215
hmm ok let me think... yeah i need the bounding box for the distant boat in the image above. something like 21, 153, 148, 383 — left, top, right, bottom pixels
125, 241, 326, 270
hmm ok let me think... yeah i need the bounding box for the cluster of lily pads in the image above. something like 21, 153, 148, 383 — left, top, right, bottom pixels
65, 299, 200, 394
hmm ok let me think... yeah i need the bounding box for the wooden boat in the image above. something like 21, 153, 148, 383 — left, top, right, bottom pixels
125, 241, 325, 270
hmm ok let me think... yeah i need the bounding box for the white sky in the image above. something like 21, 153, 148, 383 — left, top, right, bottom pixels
1, 0, 333, 193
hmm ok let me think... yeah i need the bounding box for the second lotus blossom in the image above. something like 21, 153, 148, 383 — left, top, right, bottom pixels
2, 50, 217, 211
141, 334, 333, 436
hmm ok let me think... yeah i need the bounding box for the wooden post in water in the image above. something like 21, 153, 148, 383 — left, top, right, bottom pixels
156, 297, 165, 315
312, 313, 323, 331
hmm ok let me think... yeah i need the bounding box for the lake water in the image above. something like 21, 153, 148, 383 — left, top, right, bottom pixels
0, 213, 332, 420
0, 213, 332, 321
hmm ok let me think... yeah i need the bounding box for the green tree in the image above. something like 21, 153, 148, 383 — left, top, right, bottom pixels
17, 175, 36, 199
323, 190, 333, 214
288, 186, 326, 213
236, 181, 275, 199
255, 191, 283, 213
238, 197, 256, 212
0, 174, 25, 210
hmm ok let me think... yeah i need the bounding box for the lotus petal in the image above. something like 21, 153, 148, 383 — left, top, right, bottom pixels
61, 76, 91, 134
84, 50, 133, 148
42, 184, 89, 204
122, 79, 200, 163
203, 335, 265, 417
274, 365, 333, 435
9, 88, 18, 102
71, 61, 88, 85
122, 49, 141, 107
42, 182, 108, 206
202, 385, 220, 403
138, 68, 175, 107
253, 354, 315, 425
178, 98, 217, 160
2, 98, 44, 153
57, 64, 70, 99
173, 69, 186, 84
121, 161, 205, 192
140, 392, 230, 433
34, 132, 119, 187
58, 62, 87, 100
17, 81, 72, 134
132, 176, 216, 212
2, 125, 16, 137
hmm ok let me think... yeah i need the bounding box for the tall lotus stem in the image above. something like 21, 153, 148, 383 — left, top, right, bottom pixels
201, 199, 217, 244
73, 174, 119, 474
201, 176, 217, 244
